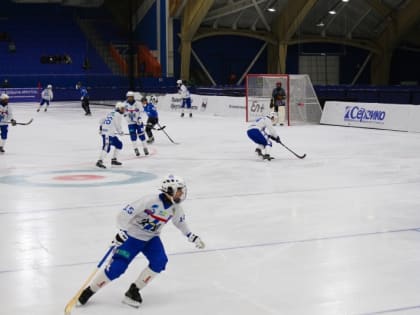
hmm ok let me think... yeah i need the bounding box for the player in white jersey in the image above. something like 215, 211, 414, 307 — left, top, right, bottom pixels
78, 174, 205, 308
177, 79, 192, 118
247, 112, 281, 160
96, 102, 125, 168
37, 84, 53, 112
0, 93, 16, 153
124, 91, 149, 156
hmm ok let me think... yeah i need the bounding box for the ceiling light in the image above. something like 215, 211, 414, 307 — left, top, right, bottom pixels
342, 0, 349, 2
267, 7, 276, 12
316, 22, 325, 27
328, 10, 336, 14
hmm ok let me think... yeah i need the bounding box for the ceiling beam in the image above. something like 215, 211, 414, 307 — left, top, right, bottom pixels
366, 0, 392, 17
272, 0, 318, 41
181, 0, 215, 40
194, 27, 276, 44
251, 0, 270, 31
203, 0, 267, 22
375, 0, 420, 49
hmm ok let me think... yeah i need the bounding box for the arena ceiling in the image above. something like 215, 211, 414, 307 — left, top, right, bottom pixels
171, 0, 420, 52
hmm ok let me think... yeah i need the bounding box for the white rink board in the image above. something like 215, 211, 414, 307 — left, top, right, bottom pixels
321, 101, 420, 132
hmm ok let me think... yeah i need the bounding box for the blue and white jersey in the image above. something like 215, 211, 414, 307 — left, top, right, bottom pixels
178, 84, 190, 99
123, 100, 143, 125
248, 116, 279, 138
99, 110, 123, 136
41, 88, 53, 101
0, 104, 13, 126
79, 86, 89, 99
143, 102, 158, 118
117, 193, 192, 241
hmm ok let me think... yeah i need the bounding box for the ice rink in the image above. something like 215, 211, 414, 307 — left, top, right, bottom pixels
2, 101, 420, 315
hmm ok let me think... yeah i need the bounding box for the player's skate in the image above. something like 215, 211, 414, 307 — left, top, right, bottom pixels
146, 136, 154, 144
78, 286, 95, 305
263, 154, 274, 161
180, 112, 184, 117
0, 146, 4, 153
143, 147, 149, 155
36, 108, 40, 112
255, 148, 262, 157
122, 283, 142, 308
96, 160, 106, 168
111, 158, 122, 166
44, 107, 47, 112
134, 148, 140, 156
189, 113, 192, 118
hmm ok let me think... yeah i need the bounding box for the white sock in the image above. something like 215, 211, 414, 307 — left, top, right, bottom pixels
90, 271, 111, 292
134, 267, 158, 290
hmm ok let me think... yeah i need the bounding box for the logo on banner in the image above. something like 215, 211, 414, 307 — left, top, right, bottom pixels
250, 100, 265, 113
170, 96, 198, 110
344, 106, 386, 123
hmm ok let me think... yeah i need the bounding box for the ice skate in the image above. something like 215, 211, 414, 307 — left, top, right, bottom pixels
146, 136, 154, 144
134, 148, 140, 156
44, 108, 47, 112
180, 112, 184, 117
189, 113, 192, 118
36, 108, 40, 112
263, 154, 274, 161
143, 147, 149, 155
78, 286, 95, 305
122, 283, 142, 308
96, 160, 106, 168
0, 147, 4, 153
111, 158, 122, 166
255, 148, 262, 156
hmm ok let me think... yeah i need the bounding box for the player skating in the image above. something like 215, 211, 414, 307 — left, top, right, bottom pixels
37, 84, 53, 112
177, 79, 192, 118
124, 91, 149, 156
96, 102, 125, 168
142, 95, 159, 144
76, 81, 91, 116
0, 93, 16, 153
77, 174, 205, 308
247, 112, 281, 161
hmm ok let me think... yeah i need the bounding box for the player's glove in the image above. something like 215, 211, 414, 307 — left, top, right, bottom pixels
112, 230, 128, 247
187, 233, 205, 249
269, 135, 281, 143
10, 119, 16, 126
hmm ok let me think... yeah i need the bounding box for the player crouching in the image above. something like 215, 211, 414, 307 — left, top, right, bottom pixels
247, 112, 281, 161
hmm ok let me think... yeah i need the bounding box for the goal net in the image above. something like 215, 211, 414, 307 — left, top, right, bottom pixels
245, 74, 322, 125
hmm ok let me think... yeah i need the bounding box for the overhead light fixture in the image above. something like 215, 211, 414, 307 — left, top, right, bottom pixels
342, 0, 349, 2
328, 10, 336, 14
267, 7, 276, 12
316, 22, 325, 27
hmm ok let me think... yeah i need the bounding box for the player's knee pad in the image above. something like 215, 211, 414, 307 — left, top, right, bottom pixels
105, 256, 130, 280
111, 137, 123, 150
148, 253, 168, 273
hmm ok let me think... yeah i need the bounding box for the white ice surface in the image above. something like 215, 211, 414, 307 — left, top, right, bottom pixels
1, 102, 420, 315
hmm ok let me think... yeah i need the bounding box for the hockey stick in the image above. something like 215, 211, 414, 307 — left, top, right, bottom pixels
279, 141, 306, 159
7, 118, 33, 125
157, 123, 179, 144
64, 246, 114, 315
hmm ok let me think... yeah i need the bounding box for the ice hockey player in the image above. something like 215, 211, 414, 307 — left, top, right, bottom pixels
124, 91, 149, 156
247, 112, 281, 161
0, 93, 16, 153
270, 81, 286, 126
177, 79, 192, 118
77, 174, 205, 308
142, 95, 159, 144
37, 84, 53, 112
96, 102, 125, 168
76, 81, 91, 116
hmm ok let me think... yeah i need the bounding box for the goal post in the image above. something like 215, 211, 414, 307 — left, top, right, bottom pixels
245, 74, 322, 125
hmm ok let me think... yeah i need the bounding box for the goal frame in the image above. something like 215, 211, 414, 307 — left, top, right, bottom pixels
245, 73, 290, 124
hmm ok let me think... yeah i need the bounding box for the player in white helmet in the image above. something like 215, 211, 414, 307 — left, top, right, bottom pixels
77, 174, 205, 308
247, 112, 281, 161
0, 93, 16, 153
123, 91, 149, 156
96, 102, 126, 168
177, 79, 192, 118
37, 84, 53, 112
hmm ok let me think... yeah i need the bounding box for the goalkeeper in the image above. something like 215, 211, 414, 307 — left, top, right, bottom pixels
270, 81, 286, 125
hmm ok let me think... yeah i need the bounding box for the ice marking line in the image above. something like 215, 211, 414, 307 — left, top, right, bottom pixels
1, 226, 420, 275
357, 304, 420, 315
